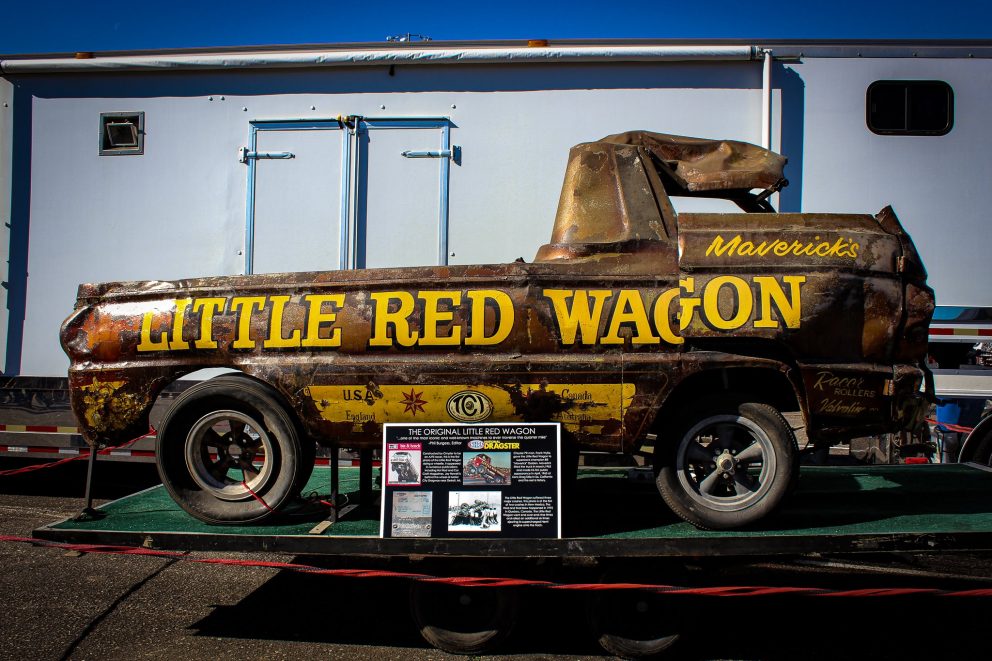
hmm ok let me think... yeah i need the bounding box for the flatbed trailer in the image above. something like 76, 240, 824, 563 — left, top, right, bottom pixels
35, 463, 992, 558
31, 463, 992, 657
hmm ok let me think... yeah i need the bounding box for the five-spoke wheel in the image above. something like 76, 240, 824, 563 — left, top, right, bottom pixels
157, 375, 313, 524
656, 401, 796, 530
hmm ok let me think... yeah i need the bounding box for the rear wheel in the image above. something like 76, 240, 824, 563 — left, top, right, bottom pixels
656, 401, 796, 530
156, 376, 310, 524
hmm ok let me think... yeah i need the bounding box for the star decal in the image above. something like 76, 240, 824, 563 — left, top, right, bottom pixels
401, 388, 428, 415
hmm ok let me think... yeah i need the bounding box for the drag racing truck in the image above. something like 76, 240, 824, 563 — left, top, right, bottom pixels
464, 453, 511, 484
59, 131, 934, 529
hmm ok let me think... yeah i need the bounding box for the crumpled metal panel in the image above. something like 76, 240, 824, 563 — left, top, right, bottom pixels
599, 131, 787, 192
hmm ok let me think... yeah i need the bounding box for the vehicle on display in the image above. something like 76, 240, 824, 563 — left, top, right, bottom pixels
464, 453, 511, 484
449, 500, 500, 528
59, 131, 934, 529
389, 450, 419, 483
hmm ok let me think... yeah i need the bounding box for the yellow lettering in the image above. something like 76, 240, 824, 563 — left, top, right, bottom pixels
850, 242, 859, 258
773, 241, 790, 256
544, 289, 612, 345
466, 290, 514, 346
168, 299, 192, 350
702, 276, 753, 330
602, 290, 658, 345
753, 276, 806, 328
301, 294, 344, 348
705, 235, 740, 257
420, 291, 461, 346
678, 278, 701, 331
137, 309, 170, 352
264, 295, 302, 348
192, 298, 226, 349
369, 292, 418, 347
651, 288, 683, 345
230, 297, 266, 349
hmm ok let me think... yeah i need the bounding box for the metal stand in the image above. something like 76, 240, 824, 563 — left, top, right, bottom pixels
309, 446, 376, 534
359, 447, 374, 510
74, 446, 106, 521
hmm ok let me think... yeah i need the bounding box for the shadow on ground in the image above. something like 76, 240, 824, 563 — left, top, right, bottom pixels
189, 565, 991, 659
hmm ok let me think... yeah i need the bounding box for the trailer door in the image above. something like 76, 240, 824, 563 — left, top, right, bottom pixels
245, 117, 451, 274
245, 121, 347, 275
355, 118, 451, 269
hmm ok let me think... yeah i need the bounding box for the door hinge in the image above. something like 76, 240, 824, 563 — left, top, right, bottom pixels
239, 147, 295, 164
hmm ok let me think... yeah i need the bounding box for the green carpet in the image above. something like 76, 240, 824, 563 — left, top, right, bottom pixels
50, 464, 992, 539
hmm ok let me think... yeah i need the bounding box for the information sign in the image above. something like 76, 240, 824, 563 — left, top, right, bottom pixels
380, 423, 561, 538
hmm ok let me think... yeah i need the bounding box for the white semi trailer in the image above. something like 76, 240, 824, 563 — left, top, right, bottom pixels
0, 39, 989, 461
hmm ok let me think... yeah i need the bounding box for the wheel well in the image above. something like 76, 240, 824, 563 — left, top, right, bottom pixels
151, 370, 306, 438
650, 367, 801, 436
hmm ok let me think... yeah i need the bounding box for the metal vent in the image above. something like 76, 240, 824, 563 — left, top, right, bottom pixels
99, 112, 145, 155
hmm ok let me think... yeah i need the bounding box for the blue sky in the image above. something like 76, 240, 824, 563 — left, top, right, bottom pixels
2, 0, 991, 55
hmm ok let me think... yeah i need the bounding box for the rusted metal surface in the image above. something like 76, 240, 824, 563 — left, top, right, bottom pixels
60, 132, 934, 454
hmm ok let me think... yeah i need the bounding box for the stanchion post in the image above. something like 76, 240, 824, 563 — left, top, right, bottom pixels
329, 445, 339, 524
74, 445, 106, 521
359, 447, 373, 510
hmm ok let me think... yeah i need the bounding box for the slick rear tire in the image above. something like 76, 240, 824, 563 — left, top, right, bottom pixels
156, 376, 310, 525
656, 401, 796, 530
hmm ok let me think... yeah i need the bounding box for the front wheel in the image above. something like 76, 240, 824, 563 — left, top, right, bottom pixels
156, 376, 311, 525
656, 401, 796, 530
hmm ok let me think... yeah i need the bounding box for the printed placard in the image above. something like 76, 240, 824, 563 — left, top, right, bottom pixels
380, 423, 561, 539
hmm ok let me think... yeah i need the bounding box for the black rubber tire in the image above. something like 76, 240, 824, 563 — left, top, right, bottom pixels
156, 376, 309, 525
656, 401, 796, 530
586, 589, 680, 658
962, 425, 992, 467
409, 581, 517, 655
209, 373, 317, 498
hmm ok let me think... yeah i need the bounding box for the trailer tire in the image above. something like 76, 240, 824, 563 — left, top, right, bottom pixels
656, 401, 796, 530
156, 376, 308, 525
587, 589, 680, 658
409, 581, 516, 654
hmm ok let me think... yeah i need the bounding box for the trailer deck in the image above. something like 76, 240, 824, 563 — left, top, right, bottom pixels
33, 464, 992, 558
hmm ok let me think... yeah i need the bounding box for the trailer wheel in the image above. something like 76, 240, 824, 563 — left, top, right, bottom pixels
156, 376, 309, 525
587, 589, 680, 658
656, 401, 796, 530
409, 581, 517, 654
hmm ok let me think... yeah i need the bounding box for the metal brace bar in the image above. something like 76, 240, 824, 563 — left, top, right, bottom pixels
238, 147, 295, 163
401, 149, 451, 159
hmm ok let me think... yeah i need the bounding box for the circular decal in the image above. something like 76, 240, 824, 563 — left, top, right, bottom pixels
446, 390, 493, 422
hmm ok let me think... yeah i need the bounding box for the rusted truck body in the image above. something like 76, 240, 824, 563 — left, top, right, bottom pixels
60, 132, 934, 529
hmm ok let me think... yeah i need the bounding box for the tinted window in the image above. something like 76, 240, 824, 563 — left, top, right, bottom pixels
867, 81, 953, 136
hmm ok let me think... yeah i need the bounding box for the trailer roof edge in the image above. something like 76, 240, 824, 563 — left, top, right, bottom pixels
0, 45, 764, 74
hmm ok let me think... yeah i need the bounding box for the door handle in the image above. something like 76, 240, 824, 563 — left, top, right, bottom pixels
401, 149, 452, 159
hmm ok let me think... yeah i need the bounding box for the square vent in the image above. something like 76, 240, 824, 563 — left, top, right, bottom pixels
99, 112, 144, 155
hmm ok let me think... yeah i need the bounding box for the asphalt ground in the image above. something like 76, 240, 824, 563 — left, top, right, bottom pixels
2, 457, 992, 660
